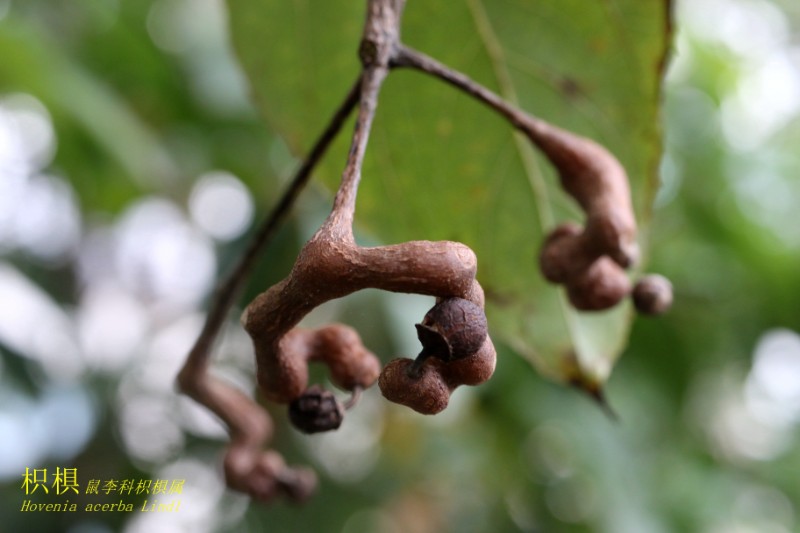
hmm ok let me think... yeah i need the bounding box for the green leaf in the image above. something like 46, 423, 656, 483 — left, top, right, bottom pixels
227, 0, 672, 387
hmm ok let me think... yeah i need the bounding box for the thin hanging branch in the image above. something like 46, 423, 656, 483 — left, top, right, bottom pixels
178, 76, 361, 388
175, 78, 361, 502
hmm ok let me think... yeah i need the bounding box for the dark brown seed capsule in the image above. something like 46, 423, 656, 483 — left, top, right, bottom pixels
632, 274, 673, 315
416, 297, 488, 361
288, 385, 344, 434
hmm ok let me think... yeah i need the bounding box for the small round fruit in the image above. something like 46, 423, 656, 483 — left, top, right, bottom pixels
416, 297, 488, 361
632, 274, 673, 315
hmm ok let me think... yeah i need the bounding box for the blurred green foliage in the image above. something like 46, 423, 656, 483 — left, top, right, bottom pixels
0, 1, 799, 533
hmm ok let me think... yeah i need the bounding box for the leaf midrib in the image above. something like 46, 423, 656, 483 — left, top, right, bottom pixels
465, 0, 583, 373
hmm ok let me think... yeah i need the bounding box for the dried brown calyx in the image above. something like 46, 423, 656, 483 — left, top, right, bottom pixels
288, 385, 345, 434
